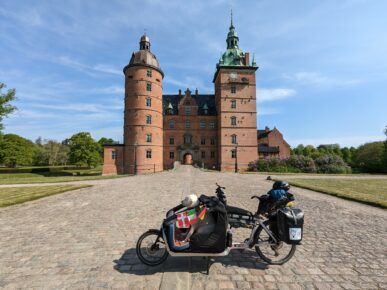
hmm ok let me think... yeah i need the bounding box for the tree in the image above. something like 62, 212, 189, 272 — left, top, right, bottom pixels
67, 132, 101, 167
33, 139, 70, 166
0, 83, 17, 132
353, 141, 384, 173
383, 126, 387, 172
0, 134, 35, 167
97, 137, 115, 157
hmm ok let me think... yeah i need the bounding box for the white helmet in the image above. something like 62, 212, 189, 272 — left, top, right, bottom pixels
182, 194, 199, 208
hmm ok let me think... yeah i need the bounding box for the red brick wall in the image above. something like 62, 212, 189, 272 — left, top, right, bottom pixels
102, 146, 124, 175
214, 68, 258, 171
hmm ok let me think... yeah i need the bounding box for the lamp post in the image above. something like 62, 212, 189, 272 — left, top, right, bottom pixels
134, 141, 137, 175
234, 142, 238, 173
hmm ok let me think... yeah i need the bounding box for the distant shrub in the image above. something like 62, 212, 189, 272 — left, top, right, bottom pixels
248, 155, 316, 173
314, 155, 351, 174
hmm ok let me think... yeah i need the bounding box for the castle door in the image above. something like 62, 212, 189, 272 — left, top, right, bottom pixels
183, 153, 193, 165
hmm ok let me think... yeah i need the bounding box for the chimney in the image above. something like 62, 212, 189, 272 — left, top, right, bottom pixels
178, 89, 182, 96
265, 126, 270, 132
195, 89, 198, 96
245, 52, 250, 66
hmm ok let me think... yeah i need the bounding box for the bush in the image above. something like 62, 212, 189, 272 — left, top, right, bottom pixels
286, 155, 316, 173
248, 155, 316, 173
314, 155, 351, 174
353, 142, 384, 173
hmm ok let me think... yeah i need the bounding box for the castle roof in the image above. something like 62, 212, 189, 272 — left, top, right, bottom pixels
162, 94, 217, 116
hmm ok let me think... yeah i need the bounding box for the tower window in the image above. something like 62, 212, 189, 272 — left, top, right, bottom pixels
201, 151, 206, 158
146, 115, 152, 124
146, 82, 152, 91
185, 120, 191, 129
231, 134, 237, 144
209, 122, 215, 129
146, 97, 151, 107
111, 150, 117, 160
146, 133, 152, 143
200, 120, 206, 129
169, 120, 175, 129
169, 151, 174, 159
201, 137, 206, 145
231, 116, 237, 126
231, 100, 236, 109
185, 107, 191, 115
169, 137, 174, 145
211, 151, 215, 158
231, 85, 236, 94
147, 69, 152, 77
210, 137, 215, 145
146, 150, 152, 159
231, 149, 236, 158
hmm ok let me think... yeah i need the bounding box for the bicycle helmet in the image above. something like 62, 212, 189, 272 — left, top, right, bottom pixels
272, 180, 290, 191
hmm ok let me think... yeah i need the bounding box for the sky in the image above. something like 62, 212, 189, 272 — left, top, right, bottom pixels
0, 0, 386, 147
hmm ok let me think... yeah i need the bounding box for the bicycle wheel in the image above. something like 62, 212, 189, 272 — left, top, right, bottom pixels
136, 229, 169, 266
254, 221, 296, 265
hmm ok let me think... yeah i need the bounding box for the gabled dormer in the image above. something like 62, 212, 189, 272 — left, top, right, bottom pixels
178, 89, 198, 116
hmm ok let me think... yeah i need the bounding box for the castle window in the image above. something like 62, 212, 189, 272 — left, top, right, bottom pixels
169, 137, 174, 145
200, 120, 206, 129
209, 122, 215, 129
211, 151, 215, 158
146, 133, 152, 143
231, 134, 237, 144
169, 120, 175, 128
210, 137, 215, 145
169, 151, 174, 159
146, 115, 152, 124
231, 149, 236, 158
147, 69, 152, 77
184, 134, 192, 144
185, 107, 191, 115
111, 150, 117, 160
231, 85, 236, 94
231, 100, 236, 109
185, 120, 191, 129
201, 137, 206, 145
146, 150, 152, 159
231, 116, 237, 126
201, 151, 206, 158
146, 97, 151, 107
146, 82, 152, 91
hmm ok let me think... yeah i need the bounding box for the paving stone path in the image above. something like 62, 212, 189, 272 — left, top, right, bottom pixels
0, 166, 386, 289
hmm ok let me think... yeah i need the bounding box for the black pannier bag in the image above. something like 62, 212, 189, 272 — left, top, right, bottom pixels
276, 207, 304, 244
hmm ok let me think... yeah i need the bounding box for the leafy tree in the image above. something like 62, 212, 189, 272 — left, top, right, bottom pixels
0, 134, 35, 167
314, 154, 351, 174
383, 126, 387, 172
0, 83, 17, 132
353, 141, 384, 173
97, 137, 115, 157
67, 132, 101, 167
33, 138, 70, 166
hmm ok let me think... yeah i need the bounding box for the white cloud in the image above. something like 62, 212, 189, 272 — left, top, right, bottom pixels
53, 56, 121, 76
284, 72, 362, 87
257, 88, 296, 103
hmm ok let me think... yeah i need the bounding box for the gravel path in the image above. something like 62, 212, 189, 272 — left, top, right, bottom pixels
0, 166, 386, 289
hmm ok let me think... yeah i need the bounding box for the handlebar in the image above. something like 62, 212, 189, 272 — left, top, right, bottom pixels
215, 183, 225, 190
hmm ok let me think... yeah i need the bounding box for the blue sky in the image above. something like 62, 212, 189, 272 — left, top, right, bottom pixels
1, 0, 386, 147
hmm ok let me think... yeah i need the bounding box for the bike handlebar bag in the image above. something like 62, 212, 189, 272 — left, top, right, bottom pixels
276, 207, 304, 244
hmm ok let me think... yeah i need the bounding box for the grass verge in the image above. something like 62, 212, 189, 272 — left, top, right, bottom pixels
0, 173, 128, 185
285, 178, 387, 208
0, 185, 92, 207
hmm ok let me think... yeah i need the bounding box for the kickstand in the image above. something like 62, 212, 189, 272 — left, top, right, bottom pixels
205, 256, 210, 275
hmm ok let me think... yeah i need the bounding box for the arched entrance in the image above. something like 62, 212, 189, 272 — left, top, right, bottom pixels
183, 153, 193, 165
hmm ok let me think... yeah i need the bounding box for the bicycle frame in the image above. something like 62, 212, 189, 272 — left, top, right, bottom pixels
160, 216, 277, 257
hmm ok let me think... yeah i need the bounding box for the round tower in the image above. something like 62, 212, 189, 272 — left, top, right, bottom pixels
123, 34, 164, 174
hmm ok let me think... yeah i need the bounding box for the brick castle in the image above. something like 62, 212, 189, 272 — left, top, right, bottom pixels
103, 16, 290, 175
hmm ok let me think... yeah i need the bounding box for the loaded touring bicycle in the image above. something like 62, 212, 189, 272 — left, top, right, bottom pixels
136, 181, 304, 272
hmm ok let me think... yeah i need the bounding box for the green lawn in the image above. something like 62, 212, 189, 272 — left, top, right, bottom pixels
286, 178, 387, 208
0, 185, 91, 207
0, 172, 128, 184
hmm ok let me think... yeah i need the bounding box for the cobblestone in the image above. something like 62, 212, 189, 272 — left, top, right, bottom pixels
0, 166, 386, 289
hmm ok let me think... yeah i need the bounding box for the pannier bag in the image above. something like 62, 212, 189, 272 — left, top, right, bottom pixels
277, 207, 304, 244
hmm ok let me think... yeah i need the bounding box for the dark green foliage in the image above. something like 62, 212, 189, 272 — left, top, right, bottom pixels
97, 137, 115, 157
0, 134, 35, 167
67, 132, 101, 167
33, 138, 69, 166
353, 141, 385, 173
314, 155, 351, 174
0, 83, 17, 132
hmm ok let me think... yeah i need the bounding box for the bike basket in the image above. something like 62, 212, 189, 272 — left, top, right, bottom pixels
276, 207, 304, 244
